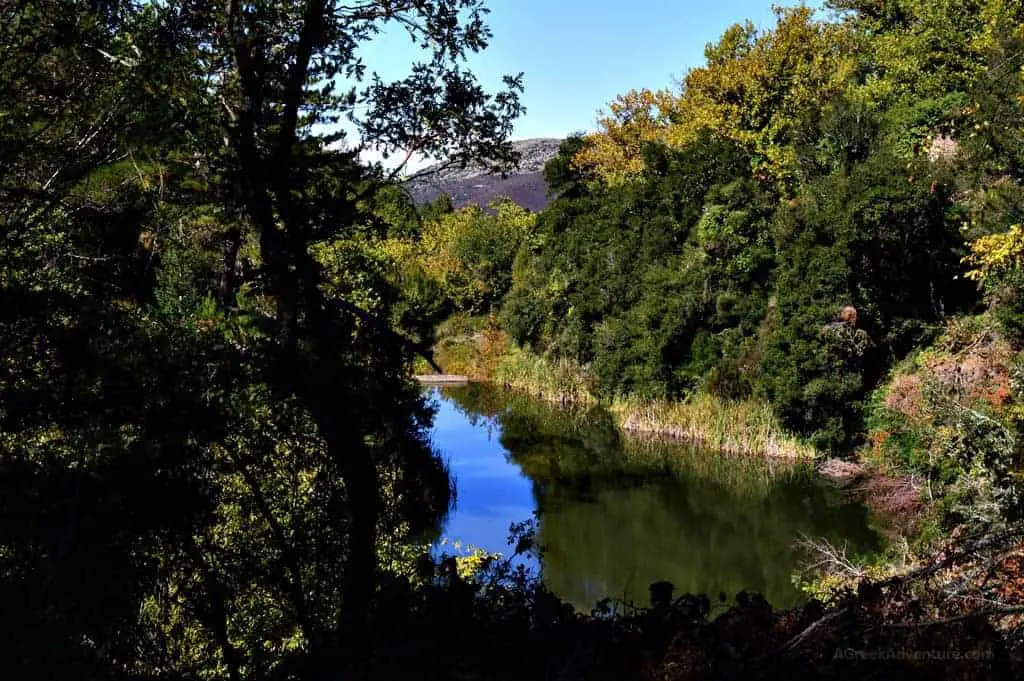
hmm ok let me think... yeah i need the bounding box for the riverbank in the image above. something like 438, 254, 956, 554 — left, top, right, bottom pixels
419, 317, 935, 554
421, 322, 813, 460
414, 374, 470, 386
419, 318, 1024, 651
420, 316, 994, 533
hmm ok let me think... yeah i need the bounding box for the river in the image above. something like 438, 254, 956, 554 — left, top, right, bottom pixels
426, 383, 881, 612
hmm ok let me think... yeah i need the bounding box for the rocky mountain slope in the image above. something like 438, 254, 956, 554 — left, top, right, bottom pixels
405, 138, 562, 212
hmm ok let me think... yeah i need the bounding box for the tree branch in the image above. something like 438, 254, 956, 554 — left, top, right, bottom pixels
328, 297, 443, 373
223, 446, 315, 644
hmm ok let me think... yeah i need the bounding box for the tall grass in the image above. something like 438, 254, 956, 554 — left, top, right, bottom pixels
487, 344, 811, 460
491, 345, 596, 405
422, 328, 813, 459
609, 394, 814, 460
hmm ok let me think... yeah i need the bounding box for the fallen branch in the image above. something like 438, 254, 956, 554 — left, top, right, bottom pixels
883, 605, 1024, 629
781, 608, 849, 654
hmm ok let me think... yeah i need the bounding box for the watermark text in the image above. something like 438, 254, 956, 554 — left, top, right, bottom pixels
833, 647, 995, 662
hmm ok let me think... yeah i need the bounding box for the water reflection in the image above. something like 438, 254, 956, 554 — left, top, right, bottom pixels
429, 384, 881, 611
429, 395, 535, 556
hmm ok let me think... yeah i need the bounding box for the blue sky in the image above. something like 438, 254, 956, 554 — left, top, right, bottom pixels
352, 1, 823, 168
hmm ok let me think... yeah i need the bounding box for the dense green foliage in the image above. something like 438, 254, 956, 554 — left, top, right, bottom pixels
0, 0, 522, 677
382, 198, 536, 327
497, 2, 1024, 452
502, 138, 971, 449
4, 0, 1024, 678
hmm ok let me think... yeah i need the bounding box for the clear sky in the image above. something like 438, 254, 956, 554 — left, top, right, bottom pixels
351, 1, 823, 168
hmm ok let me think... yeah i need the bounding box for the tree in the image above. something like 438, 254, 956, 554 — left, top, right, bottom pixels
1, 0, 522, 676
393, 199, 536, 315
163, 0, 524, 653
575, 7, 856, 191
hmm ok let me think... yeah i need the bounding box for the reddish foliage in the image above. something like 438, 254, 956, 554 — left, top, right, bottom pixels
983, 377, 1012, 409
925, 339, 1013, 408
885, 374, 927, 422
993, 553, 1024, 611
869, 430, 891, 458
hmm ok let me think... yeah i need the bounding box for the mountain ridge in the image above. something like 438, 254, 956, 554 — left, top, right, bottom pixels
405, 137, 563, 212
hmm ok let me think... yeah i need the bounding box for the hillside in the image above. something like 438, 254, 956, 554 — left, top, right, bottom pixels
405, 137, 562, 212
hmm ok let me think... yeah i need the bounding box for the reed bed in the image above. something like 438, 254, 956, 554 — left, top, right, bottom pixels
609, 393, 815, 460
431, 338, 814, 460
494, 350, 812, 460
491, 346, 597, 406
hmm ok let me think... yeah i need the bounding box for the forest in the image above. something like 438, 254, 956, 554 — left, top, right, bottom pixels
2, 0, 1024, 679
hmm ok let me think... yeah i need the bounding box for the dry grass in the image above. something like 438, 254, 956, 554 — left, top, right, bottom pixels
818, 457, 868, 484
610, 393, 815, 460
431, 338, 814, 460
923, 321, 1015, 407
491, 346, 597, 406
884, 374, 928, 422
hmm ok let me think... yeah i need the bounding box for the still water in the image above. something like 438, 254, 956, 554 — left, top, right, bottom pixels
427, 384, 881, 612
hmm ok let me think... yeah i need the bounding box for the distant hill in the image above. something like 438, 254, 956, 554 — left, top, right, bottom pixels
405, 138, 562, 212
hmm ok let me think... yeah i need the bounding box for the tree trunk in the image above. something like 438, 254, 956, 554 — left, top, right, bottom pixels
301, 375, 380, 674
218, 226, 242, 309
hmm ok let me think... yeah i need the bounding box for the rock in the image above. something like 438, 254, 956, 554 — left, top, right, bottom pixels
818, 458, 867, 485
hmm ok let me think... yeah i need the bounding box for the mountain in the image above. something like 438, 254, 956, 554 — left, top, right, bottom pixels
405, 138, 562, 212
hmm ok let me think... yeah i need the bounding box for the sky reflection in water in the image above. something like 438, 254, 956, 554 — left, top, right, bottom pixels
427, 387, 881, 612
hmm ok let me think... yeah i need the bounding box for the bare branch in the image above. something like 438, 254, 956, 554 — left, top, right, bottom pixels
781, 608, 849, 654
90, 45, 138, 68
796, 535, 866, 580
